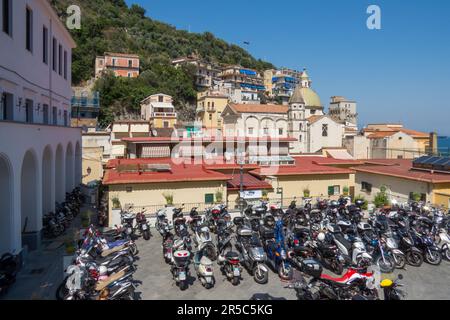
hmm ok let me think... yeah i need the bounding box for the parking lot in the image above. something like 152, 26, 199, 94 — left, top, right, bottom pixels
133, 231, 450, 300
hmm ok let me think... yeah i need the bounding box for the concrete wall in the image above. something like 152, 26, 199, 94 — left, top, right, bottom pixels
107, 181, 227, 226
0, 122, 81, 254
308, 117, 344, 153
354, 171, 432, 204
82, 147, 103, 184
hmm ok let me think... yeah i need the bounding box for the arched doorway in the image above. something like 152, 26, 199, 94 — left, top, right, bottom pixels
75, 141, 82, 186
65, 143, 74, 193
42, 145, 53, 215
0, 154, 13, 254
55, 144, 64, 203
21, 150, 39, 250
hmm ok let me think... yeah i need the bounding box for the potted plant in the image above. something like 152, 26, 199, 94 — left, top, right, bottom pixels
374, 185, 390, 208
303, 187, 310, 198
411, 192, 421, 202
163, 192, 174, 206
110, 194, 122, 227
111, 196, 121, 209
215, 190, 223, 204
354, 195, 369, 210
261, 190, 269, 201
343, 186, 349, 196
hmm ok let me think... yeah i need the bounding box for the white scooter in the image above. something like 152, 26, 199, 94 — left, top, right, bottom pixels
193, 251, 215, 289
193, 225, 217, 261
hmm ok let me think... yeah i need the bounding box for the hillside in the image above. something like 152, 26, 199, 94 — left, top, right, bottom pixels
50, 0, 275, 126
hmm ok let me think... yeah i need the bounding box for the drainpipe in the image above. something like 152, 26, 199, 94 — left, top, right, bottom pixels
49, 19, 53, 120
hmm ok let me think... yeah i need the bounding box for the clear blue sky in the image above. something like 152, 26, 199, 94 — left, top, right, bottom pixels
125, 0, 450, 135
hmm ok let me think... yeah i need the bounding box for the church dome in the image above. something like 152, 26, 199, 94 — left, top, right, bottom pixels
289, 87, 322, 108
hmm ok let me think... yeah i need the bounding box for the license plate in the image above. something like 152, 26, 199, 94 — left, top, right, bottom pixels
233, 268, 240, 277
142, 225, 148, 230
179, 272, 186, 281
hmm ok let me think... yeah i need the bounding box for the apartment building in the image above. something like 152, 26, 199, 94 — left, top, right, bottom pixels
0, 0, 81, 254
140, 93, 178, 129
95, 52, 140, 78
172, 55, 221, 89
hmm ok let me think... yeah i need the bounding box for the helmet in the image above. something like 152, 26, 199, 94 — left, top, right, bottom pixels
329, 200, 339, 208
317, 232, 326, 242
264, 215, 275, 228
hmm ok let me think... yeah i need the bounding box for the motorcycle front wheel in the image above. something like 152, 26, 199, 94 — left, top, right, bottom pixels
253, 265, 269, 284
179, 280, 188, 291
393, 253, 406, 269
375, 255, 395, 273
444, 248, 450, 261
231, 276, 240, 286
425, 249, 442, 265
278, 264, 293, 280
406, 251, 423, 267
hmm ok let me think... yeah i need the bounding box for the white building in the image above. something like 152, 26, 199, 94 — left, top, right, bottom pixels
0, 0, 81, 255
288, 71, 344, 153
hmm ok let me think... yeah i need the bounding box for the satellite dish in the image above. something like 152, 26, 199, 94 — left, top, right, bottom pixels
152, 129, 158, 137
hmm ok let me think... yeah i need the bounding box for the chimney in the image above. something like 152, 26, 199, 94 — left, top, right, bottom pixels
429, 132, 438, 155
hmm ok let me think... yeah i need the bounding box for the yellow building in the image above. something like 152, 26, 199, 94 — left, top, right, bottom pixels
353, 159, 450, 209
141, 93, 178, 129
196, 91, 229, 132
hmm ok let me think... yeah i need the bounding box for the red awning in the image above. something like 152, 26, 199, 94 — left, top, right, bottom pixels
226, 173, 273, 191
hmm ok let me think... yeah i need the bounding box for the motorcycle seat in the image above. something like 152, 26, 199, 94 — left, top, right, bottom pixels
225, 251, 239, 260
334, 233, 352, 251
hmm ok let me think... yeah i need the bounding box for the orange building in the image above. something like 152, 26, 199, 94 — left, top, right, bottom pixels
95, 52, 140, 78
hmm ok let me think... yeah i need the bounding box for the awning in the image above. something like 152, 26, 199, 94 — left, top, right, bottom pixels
226, 173, 273, 191
140, 145, 171, 158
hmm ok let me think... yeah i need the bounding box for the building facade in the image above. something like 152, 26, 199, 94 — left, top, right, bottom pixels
95, 52, 140, 78
140, 93, 177, 128
196, 91, 229, 132
0, 0, 81, 254
172, 55, 221, 89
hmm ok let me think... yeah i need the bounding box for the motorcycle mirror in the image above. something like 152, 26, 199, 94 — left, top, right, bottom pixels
398, 274, 404, 280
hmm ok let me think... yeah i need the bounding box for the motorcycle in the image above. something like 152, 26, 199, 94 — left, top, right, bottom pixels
381, 274, 406, 300
218, 251, 242, 286
135, 209, 151, 240
193, 223, 217, 261
0, 253, 18, 296
235, 219, 269, 284
411, 229, 442, 265
171, 250, 191, 291
193, 251, 215, 289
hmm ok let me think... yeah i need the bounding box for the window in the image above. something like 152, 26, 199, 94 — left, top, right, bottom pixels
158, 95, 164, 102
128, 60, 132, 68
208, 114, 212, 120
127, 72, 131, 78
58, 45, 62, 75
207, 102, 210, 108
43, 104, 49, 124
263, 128, 269, 135
248, 127, 254, 135
311, 110, 316, 115
205, 194, 214, 204
212, 102, 215, 108
361, 182, 372, 193
52, 38, 57, 71
278, 128, 283, 136
26, 7, 33, 52
43, 26, 48, 64
163, 121, 169, 128
126, 186, 133, 193
25, 99, 33, 123
299, 123, 303, 131
64, 51, 67, 79
63, 110, 68, 126
2, 0, 12, 36
322, 124, 328, 137
52, 106, 57, 125
112, 58, 116, 66
328, 185, 340, 196
299, 135, 302, 142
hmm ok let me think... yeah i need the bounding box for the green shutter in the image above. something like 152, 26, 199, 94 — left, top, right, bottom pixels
205, 194, 214, 204
328, 186, 334, 196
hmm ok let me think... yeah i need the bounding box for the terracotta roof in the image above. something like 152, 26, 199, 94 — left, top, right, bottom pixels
307, 115, 325, 124
103, 158, 230, 185
352, 159, 450, 183
398, 128, 429, 138
229, 104, 288, 114
104, 52, 140, 58
251, 156, 355, 177
226, 173, 273, 191
367, 131, 398, 139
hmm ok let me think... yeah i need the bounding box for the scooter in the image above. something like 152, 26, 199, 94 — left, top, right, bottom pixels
135, 209, 151, 240
235, 219, 269, 284
193, 224, 217, 261
171, 250, 191, 291
218, 251, 242, 286
381, 274, 406, 300
193, 251, 215, 289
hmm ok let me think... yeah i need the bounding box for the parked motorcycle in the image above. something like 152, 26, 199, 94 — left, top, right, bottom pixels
193, 251, 215, 289
171, 250, 191, 291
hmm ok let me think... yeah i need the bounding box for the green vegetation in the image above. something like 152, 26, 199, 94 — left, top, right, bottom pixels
111, 196, 121, 209
215, 190, 223, 204
163, 192, 174, 205
50, 0, 274, 126
374, 185, 390, 208
303, 187, 311, 198
343, 186, 349, 196
411, 192, 422, 202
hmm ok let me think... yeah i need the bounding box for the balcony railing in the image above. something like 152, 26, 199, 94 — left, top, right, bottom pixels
152, 112, 177, 117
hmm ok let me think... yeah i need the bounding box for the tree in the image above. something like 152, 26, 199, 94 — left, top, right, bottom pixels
374, 185, 390, 208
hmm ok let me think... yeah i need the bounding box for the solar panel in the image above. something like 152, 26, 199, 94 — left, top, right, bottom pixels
433, 157, 450, 165
412, 156, 450, 173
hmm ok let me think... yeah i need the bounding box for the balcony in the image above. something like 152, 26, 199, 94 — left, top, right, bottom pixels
152, 112, 177, 118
